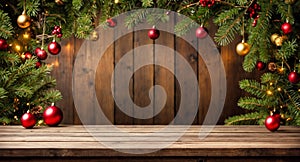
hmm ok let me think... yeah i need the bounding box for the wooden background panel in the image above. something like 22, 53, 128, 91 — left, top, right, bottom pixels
53, 22, 256, 125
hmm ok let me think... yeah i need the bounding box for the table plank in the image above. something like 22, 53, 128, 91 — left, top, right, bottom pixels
0, 125, 299, 158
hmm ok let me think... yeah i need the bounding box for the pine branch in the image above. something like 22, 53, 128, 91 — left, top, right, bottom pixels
124, 9, 149, 29
225, 112, 263, 125
239, 79, 267, 98
174, 18, 198, 37
0, 10, 13, 39
238, 97, 272, 110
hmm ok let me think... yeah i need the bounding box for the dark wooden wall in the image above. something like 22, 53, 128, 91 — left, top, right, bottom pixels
45, 19, 260, 125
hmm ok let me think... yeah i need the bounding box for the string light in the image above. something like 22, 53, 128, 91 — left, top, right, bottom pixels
277, 87, 282, 92
266, 90, 273, 95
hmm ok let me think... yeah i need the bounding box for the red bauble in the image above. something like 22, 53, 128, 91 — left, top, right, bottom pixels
24, 51, 32, 60
0, 39, 8, 50
48, 41, 61, 55
256, 61, 265, 71
21, 112, 36, 129
195, 26, 208, 39
36, 48, 48, 60
106, 18, 117, 27
281, 22, 292, 35
265, 115, 280, 132
288, 71, 299, 84
148, 27, 160, 40
43, 105, 63, 126
36, 61, 42, 68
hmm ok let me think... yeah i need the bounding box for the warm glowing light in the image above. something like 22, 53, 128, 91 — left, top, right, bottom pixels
23, 32, 30, 40
278, 67, 284, 73
269, 82, 273, 86
277, 87, 282, 91
114, 0, 119, 3
15, 44, 21, 51
266, 90, 273, 95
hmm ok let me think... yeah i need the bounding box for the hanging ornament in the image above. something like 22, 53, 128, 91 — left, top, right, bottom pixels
43, 104, 63, 126
199, 0, 215, 8
270, 33, 280, 44
90, 30, 99, 41
17, 11, 31, 28
36, 61, 42, 68
52, 26, 63, 38
0, 39, 8, 50
55, 0, 64, 5
268, 62, 277, 72
148, 26, 160, 40
265, 115, 280, 132
281, 22, 293, 35
21, 112, 36, 129
35, 47, 48, 60
274, 36, 285, 46
24, 51, 32, 60
48, 40, 61, 55
106, 18, 117, 28
285, 0, 296, 4
288, 71, 299, 84
256, 61, 265, 71
195, 26, 208, 39
236, 41, 250, 56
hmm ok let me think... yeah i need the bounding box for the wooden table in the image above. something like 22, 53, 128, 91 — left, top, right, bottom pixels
0, 125, 299, 162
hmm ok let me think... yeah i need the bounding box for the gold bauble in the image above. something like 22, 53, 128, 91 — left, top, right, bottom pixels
285, 0, 296, 4
17, 11, 31, 28
90, 30, 99, 41
268, 62, 277, 72
270, 33, 279, 44
274, 36, 283, 46
55, 0, 64, 5
236, 42, 251, 56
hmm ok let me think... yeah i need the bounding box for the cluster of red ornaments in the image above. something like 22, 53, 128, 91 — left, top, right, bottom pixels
51, 26, 63, 38
199, 0, 215, 8
247, 2, 261, 27
21, 105, 63, 129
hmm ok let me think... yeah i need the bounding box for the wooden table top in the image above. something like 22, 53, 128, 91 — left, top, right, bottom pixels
0, 125, 299, 157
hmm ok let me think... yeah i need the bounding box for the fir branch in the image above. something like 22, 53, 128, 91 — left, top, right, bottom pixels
214, 11, 244, 46
141, 0, 153, 7
239, 79, 268, 98
124, 9, 149, 29
238, 97, 272, 110
0, 10, 13, 39
174, 18, 198, 37
225, 112, 263, 125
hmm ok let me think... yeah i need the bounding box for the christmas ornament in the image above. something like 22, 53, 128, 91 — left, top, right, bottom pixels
55, 0, 64, 5
24, 51, 32, 60
236, 41, 250, 56
0, 39, 8, 50
43, 105, 63, 126
268, 62, 277, 72
48, 40, 61, 55
285, 0, 296, 4
106, 18, 117, 28
52, 26, 63, 38
274, 36, 284, 46
21, 112, 36, 129
148, 26, 160, 40
265, 115, 280, 132
247, 2, 261, 27
90, 30, 99, 41
17, 11, 31, 28
256, 61, 265, 71
195, 26, 208, 39
199, 0, 215, 7
270, 33, 280, 44
281, 22, 293, 35
288, 71, 299, 84
35, 48, 48, 60
36, 61, 42, 68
